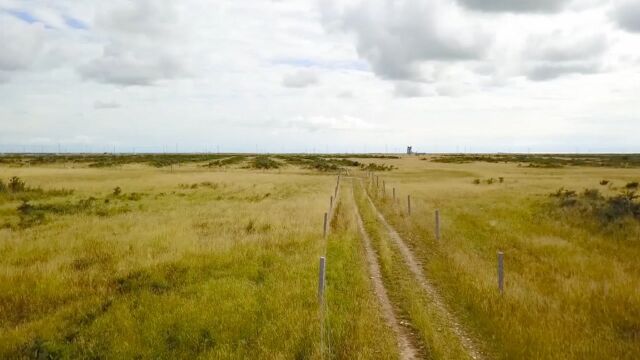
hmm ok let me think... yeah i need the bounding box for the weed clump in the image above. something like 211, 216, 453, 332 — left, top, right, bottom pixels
8, 176, 26, 192
473, 177, 505, 185
600, 180, 610, 186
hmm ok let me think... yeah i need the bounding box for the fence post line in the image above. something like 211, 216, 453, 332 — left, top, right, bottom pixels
318, 257, 326, 303
407, 195, 411, 215
393, 187, 396, 202
323, 212, 328, 238
435, 209, 440, 241
498, 251, 504, 294
330, 196, 333, 212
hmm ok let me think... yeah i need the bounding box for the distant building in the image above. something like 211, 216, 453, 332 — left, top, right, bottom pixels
407, 146, 413, 155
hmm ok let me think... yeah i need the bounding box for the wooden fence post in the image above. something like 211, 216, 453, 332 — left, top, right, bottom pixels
330, 196, 333, 212
383, 181, 386, 196
407, 195, 411, 215
318, 257, 326, 303
498, 251, 504, 294
376, 176, 379, 188
323, 212, 328, 238
393, 188, 396, 202
435, 209, 440, 241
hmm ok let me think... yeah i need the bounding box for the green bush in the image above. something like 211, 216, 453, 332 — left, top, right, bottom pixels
360, 163, 394, 172
251, 156, 281, 170
551, 186, 640, 223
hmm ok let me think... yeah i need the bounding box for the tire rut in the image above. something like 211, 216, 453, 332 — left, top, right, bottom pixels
362, 182, 485, 360
350, 182, 420, 360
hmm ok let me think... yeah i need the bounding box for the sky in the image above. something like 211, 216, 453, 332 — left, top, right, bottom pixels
0, 0, 639, 154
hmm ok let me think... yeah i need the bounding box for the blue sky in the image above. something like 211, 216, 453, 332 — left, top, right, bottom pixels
0, 0, 639, 154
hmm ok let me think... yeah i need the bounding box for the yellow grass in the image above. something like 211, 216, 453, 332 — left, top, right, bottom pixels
367, 157, 640, 359
0, 164, 395, 359
1, 156, 639, 359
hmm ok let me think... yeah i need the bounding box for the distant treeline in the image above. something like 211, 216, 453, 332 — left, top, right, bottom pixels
0, 153, 398, 172
430, 154, 640, 168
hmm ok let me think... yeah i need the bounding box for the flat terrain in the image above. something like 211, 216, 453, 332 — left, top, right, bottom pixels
1, 154, 639, 359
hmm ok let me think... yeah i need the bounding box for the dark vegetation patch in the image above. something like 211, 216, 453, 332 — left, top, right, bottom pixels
179, 182, 221, 190
0, 154, 231, 168
550, 181, 640, 224
0, 176, 74, 202
359, 163, 395, 172
322, 154, 399, 159
14, 197, 132, 229
1, 183, 150, 229
432, 154, 640, 168
0, 154, 399, 172
202, 155, 247, 168
276, 155, 359, 172
275, 155, 396, 172
248, 156, 281, 170
473, 177, 505, 185
244, 219, 271, 234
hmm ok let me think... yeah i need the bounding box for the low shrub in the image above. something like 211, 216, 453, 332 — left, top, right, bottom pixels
250, 156, 281, 170
360, 163, 395, 172
551, 185, 640, 223
204, 156, 247, 167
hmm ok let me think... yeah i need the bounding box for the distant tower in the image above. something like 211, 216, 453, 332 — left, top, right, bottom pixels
407, 146, 413, 155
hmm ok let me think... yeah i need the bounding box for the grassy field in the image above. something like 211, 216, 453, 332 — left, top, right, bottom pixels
1, 154, 639, 359
0, 158, 395, 359
366, 157, 640, 359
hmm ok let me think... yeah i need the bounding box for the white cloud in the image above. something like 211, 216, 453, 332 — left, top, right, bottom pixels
322, 0, 490, 81
611, 0, 640, 33
523, 31, 608, 80
282, 70, 319, 88
287, 115, 381, 132
0, 0, 639, 153
79, 0, 191, 86
394, 81, 429, 98
455, 0, 571, 13
0, 14, 45, 73
93, 100, 120, 109
79, 43, 188, 86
